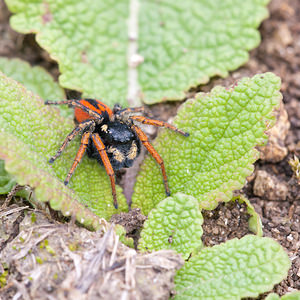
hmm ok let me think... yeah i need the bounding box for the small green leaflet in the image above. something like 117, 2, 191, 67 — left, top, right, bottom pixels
139, 193, 203, 259
174, 235, 291, 299
235, 194, 263, 236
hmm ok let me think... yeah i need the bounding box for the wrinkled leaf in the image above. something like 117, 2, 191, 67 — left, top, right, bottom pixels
139, 0, 270, 103
0, 131, 101, 228
0, 159, 17, 194
6, 0, 129, 107
115, 224, 134, 248
132, 73, 281, 215
174, 235, 290, 299
138, 193, 203, 259
0, 72, 127, 222
266, 292, 300, 300
266, 294, 281, 300
6, 0, 270, 105
281, 292, 300, 300
0, 57, 68, 194
0, 57, 72, 118
0, 57, 64, 101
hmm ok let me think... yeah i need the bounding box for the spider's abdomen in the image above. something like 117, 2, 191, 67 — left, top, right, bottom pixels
86, 120, 141, 170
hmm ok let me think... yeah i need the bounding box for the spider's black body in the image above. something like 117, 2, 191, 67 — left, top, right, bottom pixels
86, 119, 141, 170
45, 98, 189, 209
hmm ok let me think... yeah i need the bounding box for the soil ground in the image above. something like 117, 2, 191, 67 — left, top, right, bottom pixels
0, 0, 300, 298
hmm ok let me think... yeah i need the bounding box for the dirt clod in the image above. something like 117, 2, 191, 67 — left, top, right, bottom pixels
259, 101, 290, 163
110, 208, 147, 247
253, 170, 289, 201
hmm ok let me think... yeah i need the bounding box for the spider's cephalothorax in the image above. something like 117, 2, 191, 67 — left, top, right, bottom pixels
45, 98, 189, 209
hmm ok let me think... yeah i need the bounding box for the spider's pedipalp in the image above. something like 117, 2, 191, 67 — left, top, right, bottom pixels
91, 133, 118, 209
49, 120, 95, 163
131, 124, 170, 197
130, 115, 189, 136
64, 132, 91, 185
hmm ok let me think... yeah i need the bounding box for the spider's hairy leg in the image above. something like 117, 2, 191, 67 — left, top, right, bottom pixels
91, 133, 118, 209
64, 132, 91, 185
49, 120, 95, 163
117, 106, 145, 115
45, 99, 103, 120
45, 100, 76, 105
131, 125, 170, 197
129, 116, 189, 137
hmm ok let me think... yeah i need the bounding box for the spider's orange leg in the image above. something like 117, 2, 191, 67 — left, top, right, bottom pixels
49, 120, 94, 163
131, 125, 170, 196
64, 132, 90, 185
118, 106, 145, 115
129, 116, 189, 137
45, 100, 103, 120
91, 133, 118, 209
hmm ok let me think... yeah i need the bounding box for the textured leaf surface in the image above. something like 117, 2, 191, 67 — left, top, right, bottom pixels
138, 193, 203, 259
281, 292, 300, 300
0, 57, 71, 118
0, 57, 64, 101
0, 159, 16, 194
0, 57, 67, 194
139, 0, 270, 103
266, 292, 300, 300
0, 72, 127, 222
6, 0, 129, 106
174, 235, 291, 300
6, 0, 270, 105
132, 73, 281, 214
115, 224, 134, 248
266, 294, 281, 300
0, 131, 102, 228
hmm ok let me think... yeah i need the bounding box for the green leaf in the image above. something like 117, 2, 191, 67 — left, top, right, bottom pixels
0, 159, 17, 194
234, 194, 263, 236
0, 57, 64, 101
6, 0, 129, 107
0, 72, 127, 222
138, 193, 203, 259
0, 57, 68, 194
0, 57, 72, 118
174, 235, 291, 300
269, 291, 300, 300
115, 224, 134, 248
0, 131, 100, 228
5, 0, 270, 105
132, 73, 281, 215
280, 292, 300, 300
139, 0, 270, 104
265, 293, 281, 300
